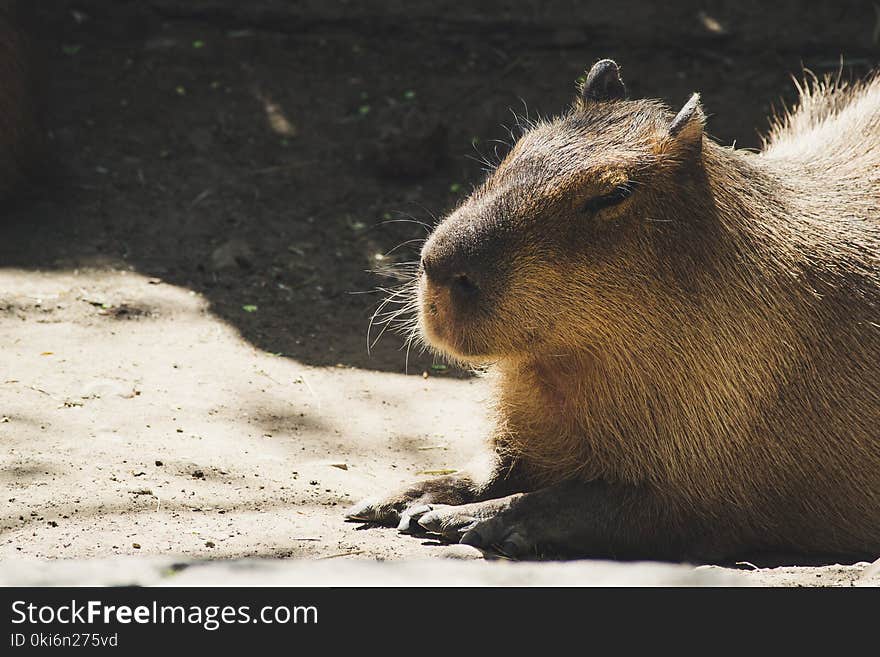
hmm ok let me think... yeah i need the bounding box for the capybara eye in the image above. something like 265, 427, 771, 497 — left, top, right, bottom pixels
582, 184, 633, 214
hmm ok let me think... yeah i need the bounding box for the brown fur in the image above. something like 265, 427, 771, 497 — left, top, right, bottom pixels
408, 66, 880, 557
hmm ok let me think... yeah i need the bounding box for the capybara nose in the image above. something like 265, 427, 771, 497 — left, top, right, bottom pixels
421, 251, 481, 300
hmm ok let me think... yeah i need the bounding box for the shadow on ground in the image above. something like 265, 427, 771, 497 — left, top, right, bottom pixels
5, 1, 879, 374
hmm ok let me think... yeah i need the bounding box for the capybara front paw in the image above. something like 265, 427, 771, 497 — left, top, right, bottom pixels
344, 496, 401, 525
416, 495, 530, 554
344, 475, 477, 527
416, 504, 482, 541
460, 516, 535, 559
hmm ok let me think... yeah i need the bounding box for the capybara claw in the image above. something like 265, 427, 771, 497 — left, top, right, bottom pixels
397, 504, 434, 533
344, 497, 395, 524
417, 506, 481, 541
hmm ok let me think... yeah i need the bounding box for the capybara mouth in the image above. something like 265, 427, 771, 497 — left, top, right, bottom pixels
417, 274, 489, 361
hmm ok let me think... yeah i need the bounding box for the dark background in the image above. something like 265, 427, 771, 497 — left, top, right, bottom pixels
8, 0, 879, 374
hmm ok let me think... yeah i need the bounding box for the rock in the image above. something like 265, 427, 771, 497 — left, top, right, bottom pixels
80, 379, 138, 400
856, 557, 880, 586
369, 104, 447, 180
210, 239, 253, 271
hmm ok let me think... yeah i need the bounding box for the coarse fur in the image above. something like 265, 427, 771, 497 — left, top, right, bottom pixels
353, 61, 879, 560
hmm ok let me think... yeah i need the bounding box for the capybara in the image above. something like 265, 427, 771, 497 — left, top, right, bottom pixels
347, 59, 880, 562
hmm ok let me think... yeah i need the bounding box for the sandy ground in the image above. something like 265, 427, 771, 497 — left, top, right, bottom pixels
1, 266, 877, 586
0, 267, 492, 563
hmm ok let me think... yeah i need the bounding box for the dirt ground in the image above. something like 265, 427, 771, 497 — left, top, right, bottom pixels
2, 1, 879, 585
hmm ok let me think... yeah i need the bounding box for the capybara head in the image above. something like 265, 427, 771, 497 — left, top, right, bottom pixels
418, 60, 710, 363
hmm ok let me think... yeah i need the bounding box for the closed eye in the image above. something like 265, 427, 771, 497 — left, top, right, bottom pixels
582, 184, 633, 214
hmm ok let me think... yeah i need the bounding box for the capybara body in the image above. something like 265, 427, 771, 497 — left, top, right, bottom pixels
0, 0, 42, 201
348, 60, 880, 561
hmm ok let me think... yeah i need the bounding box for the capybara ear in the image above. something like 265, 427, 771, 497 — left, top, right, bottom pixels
578, 59, 626, 102
667, 93, 705, 150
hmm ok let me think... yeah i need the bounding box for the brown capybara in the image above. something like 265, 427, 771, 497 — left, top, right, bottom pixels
0, 0, 42, 201
347, 59, 880, 562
